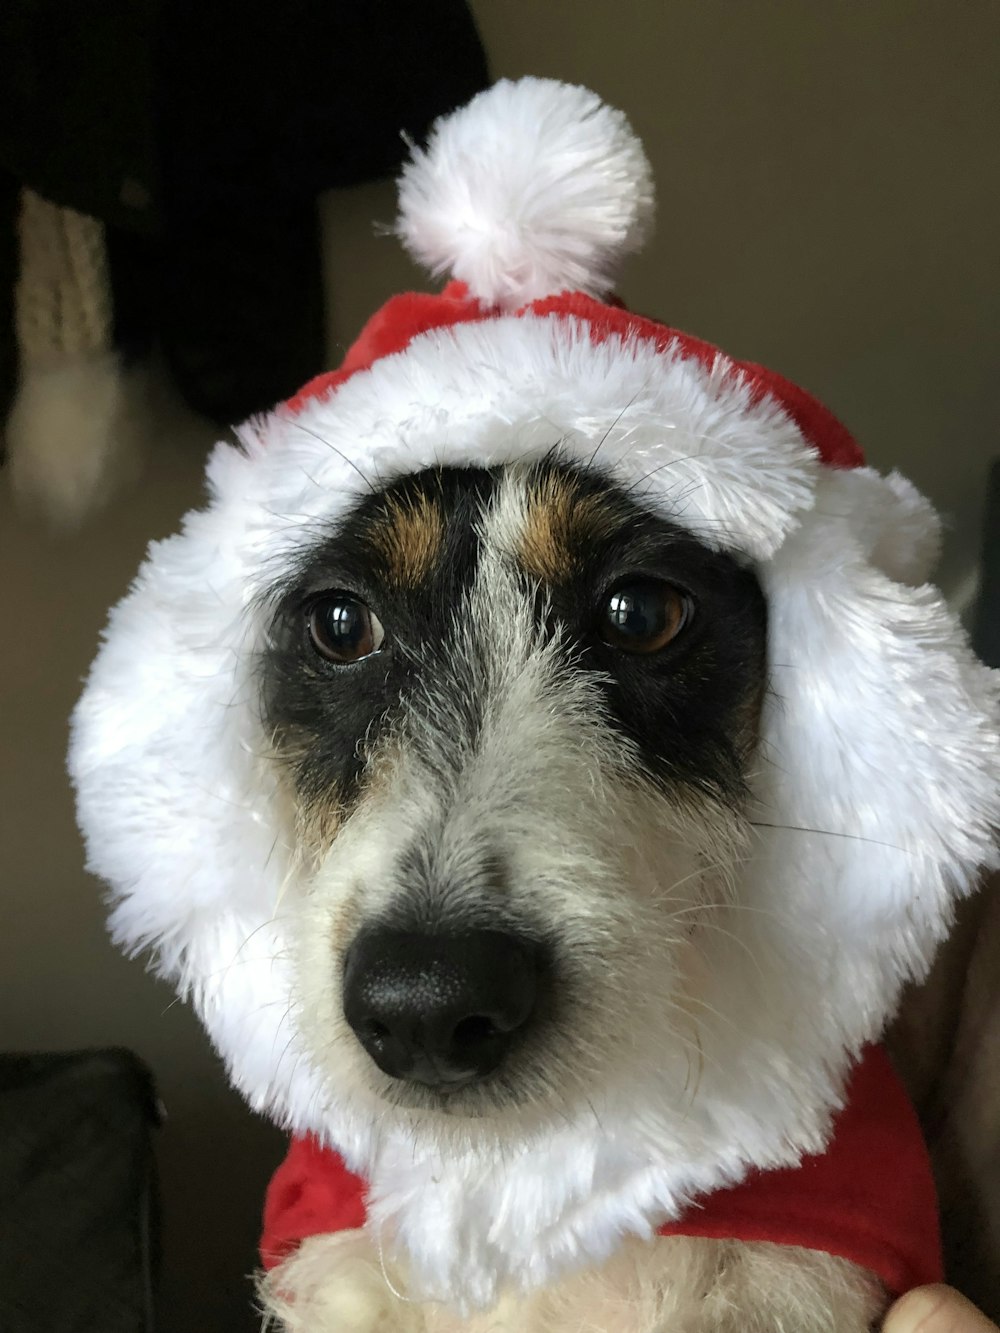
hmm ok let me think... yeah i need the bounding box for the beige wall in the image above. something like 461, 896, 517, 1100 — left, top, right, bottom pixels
2, 5, 997, 1329
327, 1, 1000, 599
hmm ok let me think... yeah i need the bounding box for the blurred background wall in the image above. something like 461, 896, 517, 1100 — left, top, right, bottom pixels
2, 3, 997, 1328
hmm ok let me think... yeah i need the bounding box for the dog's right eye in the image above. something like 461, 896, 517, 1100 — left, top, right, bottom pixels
598, 578, 693, 654
307, 595, 385, 664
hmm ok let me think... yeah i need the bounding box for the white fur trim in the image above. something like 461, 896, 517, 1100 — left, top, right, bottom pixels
396, 78, 655, 310
69, 311, 1000, 1307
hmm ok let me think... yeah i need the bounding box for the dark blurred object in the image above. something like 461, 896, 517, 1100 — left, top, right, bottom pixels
971, 461, 1000, 669
0, 0, 488, 515
0, 171, 16, 434
0, 1048, 161, 1332
890, 871, 1000, 1323
155, 1, 489, 422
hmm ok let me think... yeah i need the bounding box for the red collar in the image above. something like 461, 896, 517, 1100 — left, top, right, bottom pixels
260, 1046, 942, 1298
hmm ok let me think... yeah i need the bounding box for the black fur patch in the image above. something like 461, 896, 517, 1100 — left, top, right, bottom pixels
523, 462, 767, 806
261, 459, 767, 835
261, 467, 496, 828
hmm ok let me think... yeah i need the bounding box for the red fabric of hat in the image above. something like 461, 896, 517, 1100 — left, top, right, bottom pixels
287, 282, 863, 472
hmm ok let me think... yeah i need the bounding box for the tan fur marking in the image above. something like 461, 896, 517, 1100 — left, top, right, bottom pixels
296, 791, 344, 858
268, 733, 345, 861
273, 727, 405, 880
369, 492, 445, 588
518, 472, 623, 584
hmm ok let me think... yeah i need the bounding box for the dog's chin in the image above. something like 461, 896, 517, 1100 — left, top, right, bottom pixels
340, 1032, 580, 1130
368, 1073, 523, 1120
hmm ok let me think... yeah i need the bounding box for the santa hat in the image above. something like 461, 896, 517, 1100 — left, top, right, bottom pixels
70, 80, 999, 1292
289, 78, 862, 477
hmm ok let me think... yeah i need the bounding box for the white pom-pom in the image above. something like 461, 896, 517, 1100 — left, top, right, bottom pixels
396, 77, 655, 311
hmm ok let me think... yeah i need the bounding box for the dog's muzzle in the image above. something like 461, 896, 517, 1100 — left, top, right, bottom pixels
343, 928, 541, 1088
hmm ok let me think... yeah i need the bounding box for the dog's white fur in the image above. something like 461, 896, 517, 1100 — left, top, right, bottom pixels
69, 78, 1000, 1330
261, 1231, 883, 1333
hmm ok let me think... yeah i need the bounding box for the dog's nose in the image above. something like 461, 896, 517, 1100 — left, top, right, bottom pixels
342, 928, 540, 1087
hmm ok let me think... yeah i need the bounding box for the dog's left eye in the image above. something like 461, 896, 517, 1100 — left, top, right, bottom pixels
308, 594, 385, 664
599, 579, 693, 654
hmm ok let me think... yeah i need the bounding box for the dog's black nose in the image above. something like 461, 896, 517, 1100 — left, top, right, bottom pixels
342, 928, 540, 1087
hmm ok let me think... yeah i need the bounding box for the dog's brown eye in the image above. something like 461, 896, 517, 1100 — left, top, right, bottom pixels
599, 579, 692, 654
308, 595, 385, 663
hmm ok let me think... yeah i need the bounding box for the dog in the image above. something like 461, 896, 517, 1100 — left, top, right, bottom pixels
254, 452, 879, 1333
70, 78, 1000, 1332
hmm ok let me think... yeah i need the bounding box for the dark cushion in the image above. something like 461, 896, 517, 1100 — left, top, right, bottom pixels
0, 1049, 161, 1333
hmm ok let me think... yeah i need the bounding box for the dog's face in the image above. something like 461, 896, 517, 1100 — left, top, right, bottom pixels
261, 456, 767, 1123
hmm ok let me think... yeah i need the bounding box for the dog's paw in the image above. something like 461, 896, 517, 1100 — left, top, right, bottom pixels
259, 1230, 424, 1333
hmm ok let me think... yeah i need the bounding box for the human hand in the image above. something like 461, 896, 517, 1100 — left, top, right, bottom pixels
885, 1286, 998, 1333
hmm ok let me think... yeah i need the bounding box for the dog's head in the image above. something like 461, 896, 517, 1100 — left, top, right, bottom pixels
263, 454, 765, 1124
69, 78, 998, 1301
